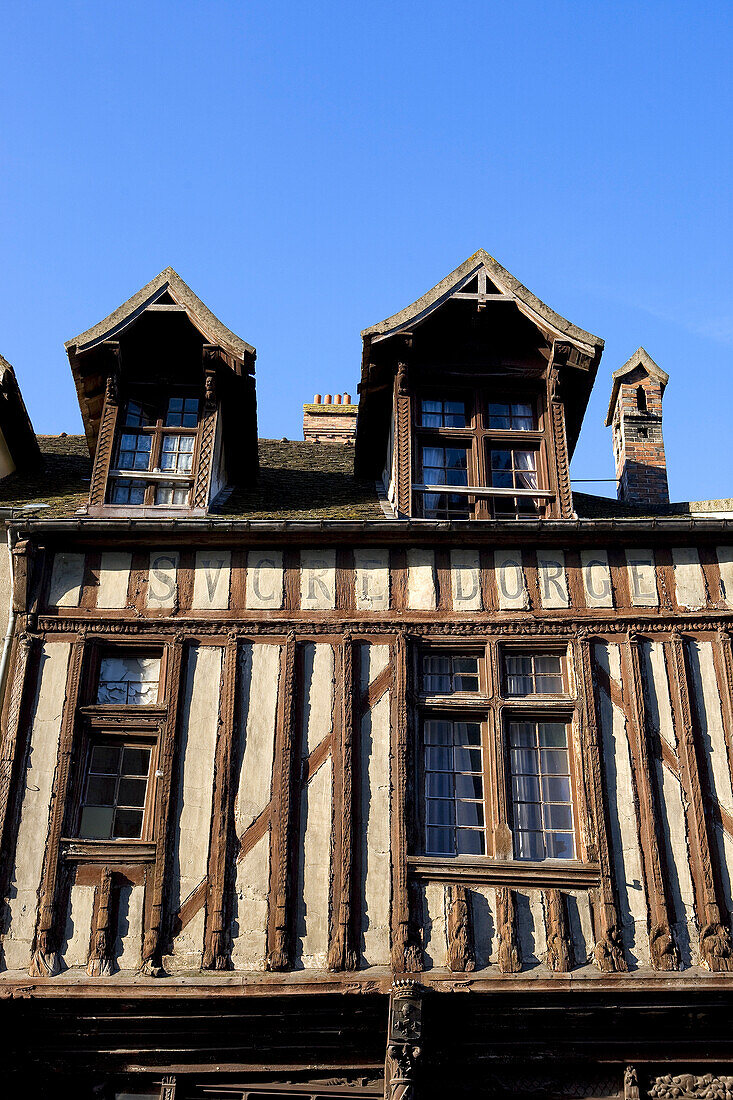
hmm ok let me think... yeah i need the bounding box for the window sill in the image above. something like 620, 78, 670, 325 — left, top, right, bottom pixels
407, 855, 601, 888
61, 839, 157, 865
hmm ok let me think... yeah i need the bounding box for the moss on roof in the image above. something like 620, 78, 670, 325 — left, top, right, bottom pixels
0, 435, 91, 517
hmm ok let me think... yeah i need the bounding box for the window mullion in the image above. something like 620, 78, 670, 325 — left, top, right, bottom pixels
486, 640, 512, 859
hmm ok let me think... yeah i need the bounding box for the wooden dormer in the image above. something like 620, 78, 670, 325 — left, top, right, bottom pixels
355, 250, 604, 520
65, 268, 257, 517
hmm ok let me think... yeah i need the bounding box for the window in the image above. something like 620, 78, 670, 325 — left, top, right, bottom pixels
107, 393, 200, 508
97, 654, 161, 705
412, 388, 550, 520
417, 647, 577, 862
78, 740, 153, 840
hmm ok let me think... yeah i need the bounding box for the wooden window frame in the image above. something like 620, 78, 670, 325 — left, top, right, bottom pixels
411, 383, 555, 520
107, 388, 203, 510
411, 641, 594, 885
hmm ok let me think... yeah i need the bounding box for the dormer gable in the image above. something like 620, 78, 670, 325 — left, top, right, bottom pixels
65, 268, 257, 517
355, 250, 604, 520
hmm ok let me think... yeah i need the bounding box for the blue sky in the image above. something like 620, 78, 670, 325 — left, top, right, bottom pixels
1, 1, 731, 501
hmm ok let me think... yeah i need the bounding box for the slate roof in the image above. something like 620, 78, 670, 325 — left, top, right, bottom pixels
0, 435, 728, 524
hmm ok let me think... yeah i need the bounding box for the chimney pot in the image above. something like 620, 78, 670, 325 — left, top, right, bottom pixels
314, 393, 321, 404
334, 393, 342, 405
324, 394, 332, 404
344, 393, 352, 404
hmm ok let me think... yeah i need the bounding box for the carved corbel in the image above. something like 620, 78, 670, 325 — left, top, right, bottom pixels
385, 979, 423, 1100
624, 1066, 640, 1100
495, 886, 521, 973
11, 538, 34, 615
446, 884, 475, 972
87, 866, 117, 976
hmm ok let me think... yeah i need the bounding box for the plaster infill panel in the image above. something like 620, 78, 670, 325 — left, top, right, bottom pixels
97, 551, 133, 609
3, 642, 70, 969
235, 642, 280, 832
245, 550, 284, 611
48, 552, 85, 608
300, 550, 336, 611
61, 885, 95, 968
671, 548, 706, 610
192, 550, 231, 610
231, 833, 270, 970
169, 644, 222, 968
450, 549, 482, 612
625, 549, 658, 608
716, 547, 733, 608
407, 549, 436, 610
536, 550, 570, 609
354, 549, 390, 611
580, 549, 614, 609
494, 550, 528, 611
360, 644, 391, 966
146, 551, 179, 609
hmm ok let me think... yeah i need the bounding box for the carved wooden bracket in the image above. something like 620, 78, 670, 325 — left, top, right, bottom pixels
386, 979, 423, 1100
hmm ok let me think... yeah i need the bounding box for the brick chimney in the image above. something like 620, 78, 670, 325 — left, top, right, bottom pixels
303, 393, 357, 444
606, 347, 670, 507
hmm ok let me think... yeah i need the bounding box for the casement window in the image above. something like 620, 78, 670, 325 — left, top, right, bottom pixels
417, 646, 579, 862
412, 388, 550, 520
69, 650, 164, 848
107, 393, 200, 508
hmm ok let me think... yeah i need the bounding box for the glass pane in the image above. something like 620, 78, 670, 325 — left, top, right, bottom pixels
455, 721, 481, 746
426, 772, 452, 797
509, 722, 535, 747
491, 450, 511, 470
510, 748, 538, 774
122, 746, 151, 776
454, 747, 482, 772
546, 832, 575, 859
456, 801, 484, 827
538, 723, 567, 747
426, 746, 452, 770
512, 774, 540, 802
455, 773, 483, 799
516, 831, 544, 860
515, 802, 542, 830
426, 827, 453, 855
542, 776, 571, 803
118, 778, 148, 808
98, 655, 161, 705
427, 799, 455, 826
456, 829, 485, 855
86, 775, 116, 806
90, 744, 120, 773
79, 806, 114, 840
113, 808, 144, 839
546, 803, 573, 830
424, 719, 452, 744
541, 749, 569, 775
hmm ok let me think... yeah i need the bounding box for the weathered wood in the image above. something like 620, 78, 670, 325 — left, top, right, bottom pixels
547, 362, 573, 519
543, 888, 573, 973
140, 636, 184, 976
495, 886, 521, 974
390, 632, 422, 973
29, 633, 86, 977
666, 632, 733, 971
88, 368, 120, 507
0, 634, 35, 894
266, 631, 298, 971
574, 638, 627, 973
394, 363, 412, 517
328, 634, 358, 970
623, 634, 679, 970
202, 637, 238, 970
446, 884, 475, 972
86, 866, 116, 976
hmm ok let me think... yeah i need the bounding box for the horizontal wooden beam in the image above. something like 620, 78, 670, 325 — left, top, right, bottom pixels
407, 855, 601, 888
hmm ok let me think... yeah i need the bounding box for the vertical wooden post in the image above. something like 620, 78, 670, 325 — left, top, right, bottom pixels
394, 361, 412, 518
547, 360, 573, 519
666, 632, 733, 971
203, 635, 238, 970
141, 635, 184, 976
328, 633, 359, 970
574, 637, 627, 972
623, 634, 679, 970
266, 631, 298, 971
543, 888, 572, 972
89, 362, 120, 507
711, 628, 733, 810
87, 866, 117, 976
192, 353, 218, 510
29, 632, 86, 977
390, 631, 422, 973
0, 634, 35, 888
495, 886, 521, 973
446, 884, 475, 972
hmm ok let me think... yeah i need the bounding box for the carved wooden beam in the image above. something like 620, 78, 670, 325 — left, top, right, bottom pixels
394, 362, 412, 518
328, 633, 359, 970
385, 978, 423, 1100
192, 356, 218, 511
266, 631, 298, 970
547, 362, 573, 519
390, 631, 422, 973
446, 884, 475, 972
0, 634, 35, 899
666, 632, 733, 971
202, 636, 238, 970
141, 635, 184, 976
86, 866, 117, 976
574, 637, 627, 972
623, 634, 680, 970
543, 888, 573, 972
495, 886, 521, 973
29, 633, 86, 976
89, 351, 121, 507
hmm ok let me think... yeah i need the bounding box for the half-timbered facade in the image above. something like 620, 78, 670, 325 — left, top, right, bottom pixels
2, 252, 733, 1099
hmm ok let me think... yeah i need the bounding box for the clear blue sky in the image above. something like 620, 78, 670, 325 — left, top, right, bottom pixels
1, 1, 732, 501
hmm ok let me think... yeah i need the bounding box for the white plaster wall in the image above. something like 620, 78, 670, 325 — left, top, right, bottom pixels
580, 549, 613, 609
625, 550, 658, 608
421, 883, 447, 969
116, 884, 144, 970
231, 833, 270, 970
717, 547, 733, 608
169, 644, 222, 968
537, 550, 570, 610
61, 884, 95, 968
300, 550, 336, 610
407, 549, 436, 610
235, 643, 280, 832
494, 550, 528, 611
97, 551, 132, 609
469, 886, 496, 968
450, 549, 482, 612
3, 642, 70, 969
671, 548, 706, 610
48, 552, 85, 608
192, 550, 231, 610
245, 551, 284, 610
146, 551, 179, 609
360, 643, 391, 965
354, 549, 390, 611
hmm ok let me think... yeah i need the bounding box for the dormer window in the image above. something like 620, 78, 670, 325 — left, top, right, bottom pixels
108, 393, 200, 508
413, 387, 547, 520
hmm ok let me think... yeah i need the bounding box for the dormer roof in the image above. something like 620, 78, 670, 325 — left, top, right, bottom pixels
0, 353, 41, 473
605, 347, 669, 425
362, 248, 604, 358
65, 266, 254, 359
